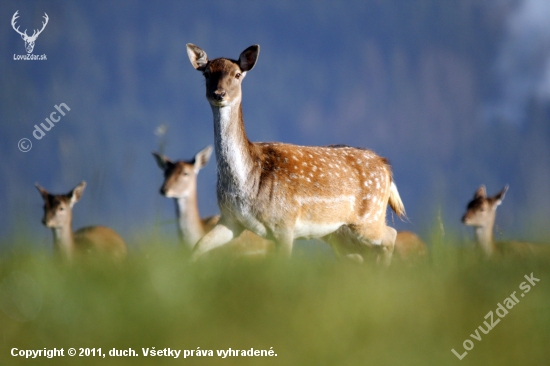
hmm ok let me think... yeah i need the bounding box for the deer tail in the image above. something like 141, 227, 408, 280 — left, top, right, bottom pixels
389, 181, 406, 219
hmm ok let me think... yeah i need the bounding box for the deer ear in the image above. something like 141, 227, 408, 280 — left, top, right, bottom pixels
152, 152, 172, 170
186, 44, 208, 71
35, 183, 49, 200
474, 185, 486, 199
69, 181, 87, 207
194, 145, 213, 172
494, 184, 508, 206
239, 45, 260, 72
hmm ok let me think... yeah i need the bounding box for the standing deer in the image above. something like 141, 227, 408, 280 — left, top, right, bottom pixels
36, 181, 127, 261
153, 146, 273, 257
11, 11, 48, 54
462, 185, 549, 257
186, 44, 405, 264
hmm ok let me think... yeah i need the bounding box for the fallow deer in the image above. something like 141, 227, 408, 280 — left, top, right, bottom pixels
186, 44, 406, 264
153, 146, 273, 257
462, 185, 549, 258
36, 181, 127, 261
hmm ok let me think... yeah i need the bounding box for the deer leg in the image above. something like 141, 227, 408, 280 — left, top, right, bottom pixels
272, 230, 294, 258
191, 223, 242, 262
338, 224, 395, 266
375, 226, 397, 266
322, 227, 365, 263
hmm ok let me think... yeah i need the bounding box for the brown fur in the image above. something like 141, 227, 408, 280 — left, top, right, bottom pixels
153, 149, 274, 258
73, 226, 127, 259
462, 185, 549, 258
36, 181, 127, 262
393, 231, 428, 262
187, 44, 405, 264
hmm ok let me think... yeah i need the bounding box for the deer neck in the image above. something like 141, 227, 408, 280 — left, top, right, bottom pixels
51, 224, 75, 260
474, 218, 496, 256
174, 194, 205, 249
211, 103, 257, 194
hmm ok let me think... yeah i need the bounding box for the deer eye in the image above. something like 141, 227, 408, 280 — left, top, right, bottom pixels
235, 73, 241, 80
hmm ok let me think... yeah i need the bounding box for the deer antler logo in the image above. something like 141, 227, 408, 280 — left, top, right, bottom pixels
11, 10, 49, 54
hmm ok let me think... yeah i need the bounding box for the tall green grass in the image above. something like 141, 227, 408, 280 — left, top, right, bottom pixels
0, 236, 549, 366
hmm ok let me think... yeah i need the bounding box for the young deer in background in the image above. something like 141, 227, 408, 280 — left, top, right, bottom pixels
36, 181, 127, 261
153, 146, 273, 257
462, 185, 549, 257
393, 231, 428, 262
186, 44, 405, 264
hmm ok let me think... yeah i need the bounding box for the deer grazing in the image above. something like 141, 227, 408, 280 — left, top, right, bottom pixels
186, 44, 405, 264
11, 11, 49, 54
36, 181, 127, 261
462, 185, 549, 258
153, 146, 273, 258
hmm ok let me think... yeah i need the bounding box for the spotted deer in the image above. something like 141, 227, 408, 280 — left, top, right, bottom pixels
153, 146, 273, 257
186, 44, 405, 264
36, 181, 127, 261
462, 185, 549, 257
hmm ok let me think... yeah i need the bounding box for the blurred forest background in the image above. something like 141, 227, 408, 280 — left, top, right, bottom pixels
1, 0, 550, 249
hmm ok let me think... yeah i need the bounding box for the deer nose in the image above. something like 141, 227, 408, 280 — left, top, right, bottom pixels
213, 90, 226, 101
461, 214, 467, 223
159, 187, 166, 196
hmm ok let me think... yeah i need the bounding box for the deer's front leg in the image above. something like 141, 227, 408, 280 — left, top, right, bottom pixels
191, 223, 241, 262
272, 230, 294, 258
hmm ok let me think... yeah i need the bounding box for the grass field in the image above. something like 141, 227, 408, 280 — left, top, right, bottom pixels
0, 235, 549, 366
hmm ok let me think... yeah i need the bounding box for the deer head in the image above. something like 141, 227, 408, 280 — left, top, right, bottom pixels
187, 44, 259, 107
462, 185, 508, 228
153, 146, 213, 199
12, 11, 49, 54
36, 181, 86, 229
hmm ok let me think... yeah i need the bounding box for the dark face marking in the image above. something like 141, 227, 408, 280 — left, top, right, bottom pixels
202, 58, 244, 106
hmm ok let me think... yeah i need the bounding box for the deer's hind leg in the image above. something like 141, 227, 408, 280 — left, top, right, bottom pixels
327, 223, 396, 266
322, 227, 364, 264
377, 226, 397, 266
